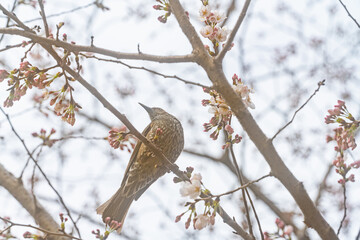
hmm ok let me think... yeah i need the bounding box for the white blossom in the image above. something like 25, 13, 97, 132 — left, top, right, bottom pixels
209, 10, 226, 24
284, 225, 294, 235
180, 173, 202, 199
232, 82, 255, 109
199, 5, 211, 21
215, 26, 230, 42
200, 25, 213, 38
244, 97, 255, 109
194, 214, 211, 230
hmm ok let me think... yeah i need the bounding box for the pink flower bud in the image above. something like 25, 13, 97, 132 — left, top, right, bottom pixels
337, 100, 345, 107
175, 213, 184, 222
284, 225, 293, 235
232, 74, 238, 85
348, 174, 355, 182
225, 124, 234, 134
326, 135, 333, 143
0, 70, 9, 82
23, 231, 32, 238
275, 218, 285, 229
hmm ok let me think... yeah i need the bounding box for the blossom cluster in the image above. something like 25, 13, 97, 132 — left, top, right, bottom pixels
0, 62, 54, 108
48, 86, 81, 126
202, 87, 232, 141
325, 100, 359, 184
107, 126, 137, 153
174, 168, 218, 231
0, 61, 81, 126
24, 213, 68, 239
153, 0, 172, 23
59, 213, 68, 232
232, 74, 255, 109
263, 218, 293, 240
92, 217, 122, 239
23, 231, 43, 239
199, 1, 230, 55
32, 128, 57, 147
202, 74, 254, 149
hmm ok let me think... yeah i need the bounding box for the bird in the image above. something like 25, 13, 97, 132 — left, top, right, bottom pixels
96, 103, 184, 233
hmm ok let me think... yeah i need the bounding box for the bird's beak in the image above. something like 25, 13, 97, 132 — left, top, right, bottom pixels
139, 102, 153, 115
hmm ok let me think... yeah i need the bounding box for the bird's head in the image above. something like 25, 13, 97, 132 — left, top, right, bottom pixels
139, 103, 169, 121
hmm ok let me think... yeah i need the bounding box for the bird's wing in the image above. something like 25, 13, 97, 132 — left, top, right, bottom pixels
134, 179, 156, 201
120, 122, 152, 188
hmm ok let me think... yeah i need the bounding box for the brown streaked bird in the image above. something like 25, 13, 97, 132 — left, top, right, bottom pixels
96, 103, 184, 232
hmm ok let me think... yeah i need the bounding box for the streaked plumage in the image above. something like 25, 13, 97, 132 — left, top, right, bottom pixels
97, 104, 184, 232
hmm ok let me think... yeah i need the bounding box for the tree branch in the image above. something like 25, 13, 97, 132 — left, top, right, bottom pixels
80, 54, 210, 89
0, 27, 195, 63
169, 0, 338, 238
37, 0, 50, 37
0, 4, 34, 33
216, 0, 251, 61
0, 163, 68, 240
338, 0, 360, 29
271, 79, 325, 140
0, 217, 78, 240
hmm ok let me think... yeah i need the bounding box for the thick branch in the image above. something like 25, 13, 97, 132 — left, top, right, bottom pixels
216, 0, 251, 61
0, 28, 195, 63
0, 163, 67, 240
168, 0, 338, 238
203, 60, 337, 239
168, 0, 208, 61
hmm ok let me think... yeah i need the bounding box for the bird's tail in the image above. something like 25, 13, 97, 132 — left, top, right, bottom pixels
96, 189, 134, 233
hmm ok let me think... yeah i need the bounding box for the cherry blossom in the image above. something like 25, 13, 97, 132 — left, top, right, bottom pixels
180, 173, 202, 199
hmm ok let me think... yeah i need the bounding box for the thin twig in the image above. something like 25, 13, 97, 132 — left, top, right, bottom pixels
53, 135, 106, 141
21, 42, 36, 62
244, 189, 264, 240
338, 0, 360, 29
202, 173, 271, 199
271, 79, 325, 140
37, 0, 49, 37
80, 53, 210, 89
0, 107, 81, 238
229, 143, 254, 237
314, 164, 333, 207
19, 145, 41, 179
0, 217, 81, 240
76, 111, 112, 129
216, 0, 252, 61
0, 0, 17, 43
224, 117, 254, 237
220, 0, 236, 28
337, 183, 347, 235
21, 2, 94, 25
0, 41, 31, 52
0, 4, 34, 33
